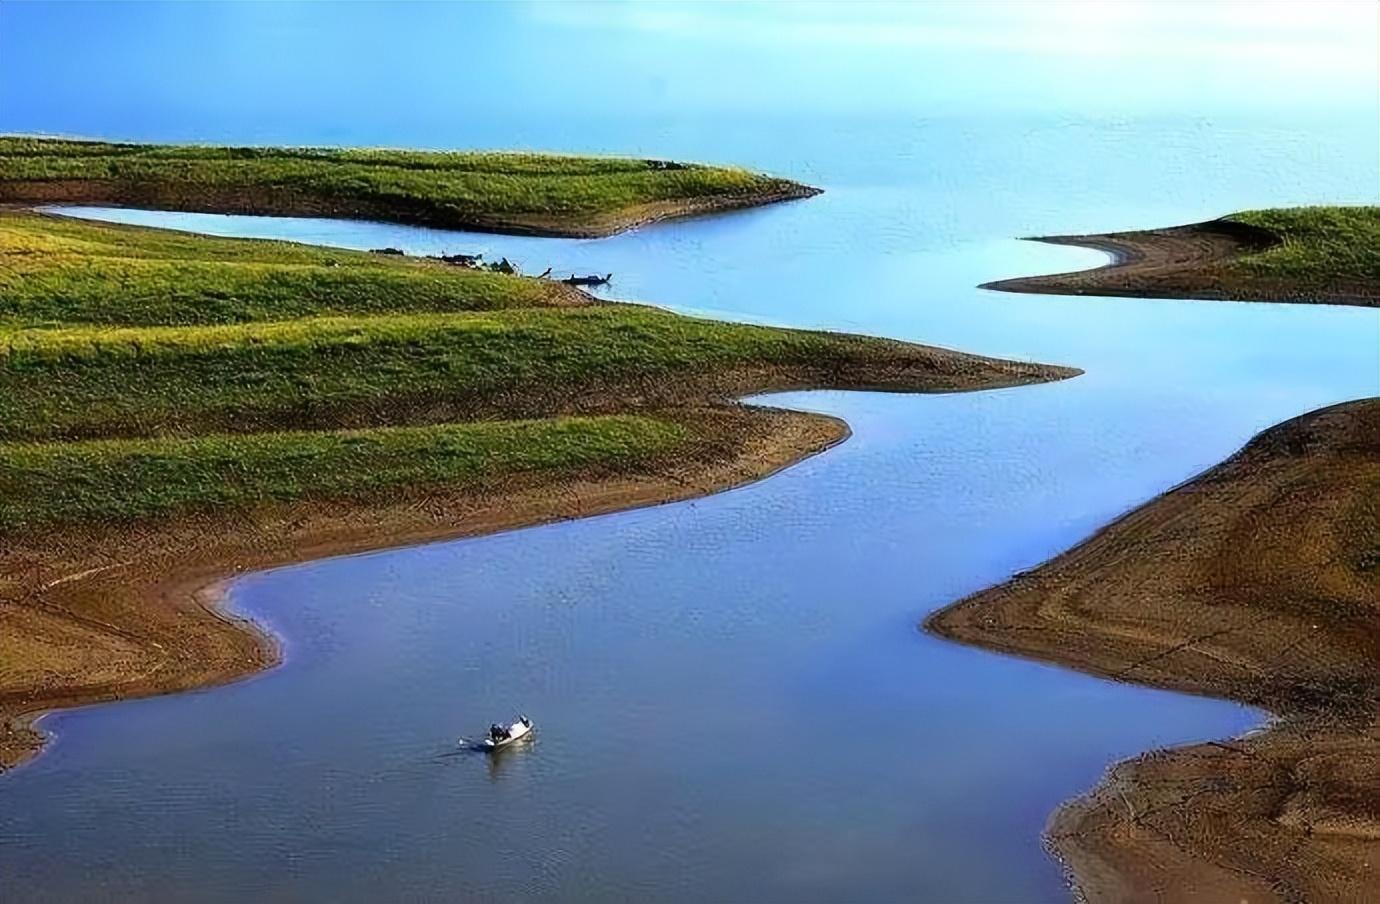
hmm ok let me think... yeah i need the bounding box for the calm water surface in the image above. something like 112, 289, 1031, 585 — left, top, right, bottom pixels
5, 118, 1379, 902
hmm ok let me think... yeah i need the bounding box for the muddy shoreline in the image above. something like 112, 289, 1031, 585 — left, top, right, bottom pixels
0, 192, 1076, 771
0, 404, 853, 770
985, 219, 1380, 308
928, 398, 1380, 901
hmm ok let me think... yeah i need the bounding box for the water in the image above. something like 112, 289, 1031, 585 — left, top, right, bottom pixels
4, 117, 1378, 902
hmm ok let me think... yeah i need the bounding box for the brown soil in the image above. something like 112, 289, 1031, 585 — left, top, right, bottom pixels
984, 220, 1380, 308
0, 180, 822, 238
0, 404, 845, 770
928, 398, 1380, 902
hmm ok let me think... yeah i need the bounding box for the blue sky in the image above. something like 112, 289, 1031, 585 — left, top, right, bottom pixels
2, 0, 1375, 142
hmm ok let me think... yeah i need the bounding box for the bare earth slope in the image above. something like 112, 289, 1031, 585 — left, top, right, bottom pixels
929, 399, 1380, 902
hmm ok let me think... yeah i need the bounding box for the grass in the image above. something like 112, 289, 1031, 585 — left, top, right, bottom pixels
0, 208, 1002, 530
0, 415, 689, 532
0, 305, 902, 441
0, 137, 811, 235
0, 212, 572, 326
0, 216, 916, 441
1224, 207, 1380, 285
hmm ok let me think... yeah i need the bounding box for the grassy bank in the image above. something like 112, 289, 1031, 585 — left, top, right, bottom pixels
0, 205, 1076, 527
0, 415, 690, 532
0, 163, 1072, 770
0, 137, 820, 236
0, 405, 846, 773
0, 211, 579, 325
0, 306, 1001, 441
1225, 206, 1380, 286
984, 204, 1380, 307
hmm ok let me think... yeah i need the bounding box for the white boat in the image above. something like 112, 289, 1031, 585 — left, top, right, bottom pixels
478, 716, 534, 752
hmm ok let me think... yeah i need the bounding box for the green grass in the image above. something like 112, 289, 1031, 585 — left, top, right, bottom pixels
0, 212, 570, 326
0, 148, 1043, 534
0, 212, 930, 443
1224, 206, 1380, 285
0, 306, 892, 441
0, 415, 689, 532
0, 204, 980, 531
0, 137, 806, 233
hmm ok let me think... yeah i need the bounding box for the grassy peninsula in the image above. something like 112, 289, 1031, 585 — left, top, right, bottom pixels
984, 205, 1380, 307
0, 193, 1074, 769
0, 136, 821, 237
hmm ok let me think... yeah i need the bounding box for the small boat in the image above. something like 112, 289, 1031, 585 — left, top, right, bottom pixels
560, 272, 612, 287
430, 251, 483, 266
478, 715, 534, 752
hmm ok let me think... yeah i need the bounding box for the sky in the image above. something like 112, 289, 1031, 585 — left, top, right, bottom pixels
1, 0, 1376, 143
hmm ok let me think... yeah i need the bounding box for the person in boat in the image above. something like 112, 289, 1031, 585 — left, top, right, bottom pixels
489, 723, 508, 742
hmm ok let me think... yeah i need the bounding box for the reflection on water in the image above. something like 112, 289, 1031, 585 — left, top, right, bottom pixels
4, 117, 1378, 903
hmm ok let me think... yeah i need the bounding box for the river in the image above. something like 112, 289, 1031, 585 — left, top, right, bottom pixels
3, 116, 1378, 902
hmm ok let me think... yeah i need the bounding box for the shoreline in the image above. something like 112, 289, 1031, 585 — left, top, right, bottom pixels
0, 136, 826, 239
1, 180, 823, 239
0, 200, 1077, 771
983, 218, 1380, 308
926, 398, 1380, 902
2, 404, 850, 770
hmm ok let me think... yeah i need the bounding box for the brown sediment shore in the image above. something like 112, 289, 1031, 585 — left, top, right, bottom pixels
984, 220, 1380, 308
0, 179, 822, 239
0, 195, 1078, 770
928, 398, 1380, 902
0, 404, 847, 770
0, 332, 1074, 770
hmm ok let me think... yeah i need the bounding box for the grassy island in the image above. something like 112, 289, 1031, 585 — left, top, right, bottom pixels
984, 205, 1380, 307
0, 136, 821, 237
0, 194, 1073, 770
